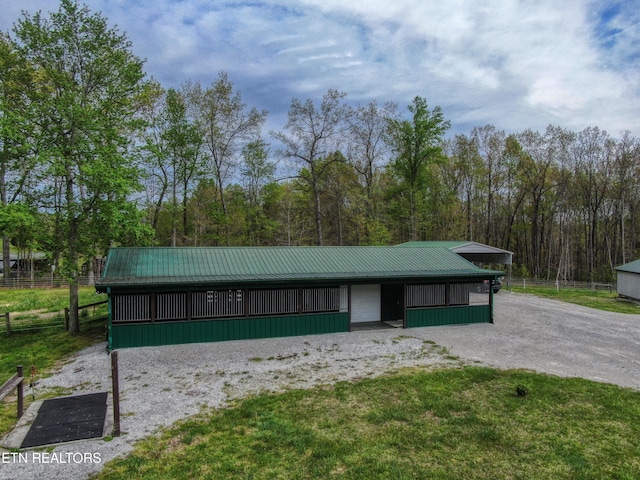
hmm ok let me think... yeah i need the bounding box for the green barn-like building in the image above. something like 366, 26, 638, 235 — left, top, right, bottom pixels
96, 246, 503, 349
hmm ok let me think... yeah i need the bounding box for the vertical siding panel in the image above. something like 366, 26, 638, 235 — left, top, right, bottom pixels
215, 319, 221, 341
406, 305, 490, 328
110, 312, 351, 348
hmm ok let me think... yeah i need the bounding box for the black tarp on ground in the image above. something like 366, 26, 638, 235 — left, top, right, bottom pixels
20, 392, 107, 448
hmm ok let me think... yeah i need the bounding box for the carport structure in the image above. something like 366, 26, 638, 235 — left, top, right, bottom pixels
398, 241, 513, 286
398, 241, 513, 265
96, 246, 503, 349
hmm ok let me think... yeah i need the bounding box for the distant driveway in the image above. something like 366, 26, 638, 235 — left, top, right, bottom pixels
422, 291, 640, 390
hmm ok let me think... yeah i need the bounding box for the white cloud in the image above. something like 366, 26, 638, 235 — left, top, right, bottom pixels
1, 0, 638, 136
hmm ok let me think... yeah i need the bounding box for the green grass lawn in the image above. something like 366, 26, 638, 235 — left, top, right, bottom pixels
508, 285, 640, 314
0, 287, 106, 437
95, 367, 640, 480
0, 324, 106, 437
2, 286, 639, 478
0, 286, 105, 313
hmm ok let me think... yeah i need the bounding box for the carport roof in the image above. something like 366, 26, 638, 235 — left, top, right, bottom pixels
97, 246, 502, 290
397, 241, 513, 265
615, 258, 640, 274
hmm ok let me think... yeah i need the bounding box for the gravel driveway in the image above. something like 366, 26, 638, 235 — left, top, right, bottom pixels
1, 291, 639, 480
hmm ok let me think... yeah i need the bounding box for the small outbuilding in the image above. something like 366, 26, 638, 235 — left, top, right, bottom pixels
615, 259, 640, 302
96, 246, 503, 349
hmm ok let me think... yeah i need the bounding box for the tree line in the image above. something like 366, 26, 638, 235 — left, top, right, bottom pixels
1, 2, 639, 331
135, 80, 640, 285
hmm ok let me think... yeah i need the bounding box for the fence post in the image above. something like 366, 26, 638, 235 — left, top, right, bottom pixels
17, 365, 23, 418
5, 312, 9, 337
111, 351, 121, 436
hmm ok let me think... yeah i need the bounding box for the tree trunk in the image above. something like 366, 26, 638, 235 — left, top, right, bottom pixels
68, 278, 79, 335
2, 236, 9, 286
151, 183, 167, 230
216, 171, 229, 246
66, 164, 80, 335
1, 162, 9, 285
313, 180, 323, 246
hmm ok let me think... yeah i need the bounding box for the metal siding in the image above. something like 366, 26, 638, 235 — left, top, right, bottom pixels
109, 312, 350, 349
406, 305, 491, 328
617, 271, 640, 301
406, 284, 446, 307
351, 284, 381, 323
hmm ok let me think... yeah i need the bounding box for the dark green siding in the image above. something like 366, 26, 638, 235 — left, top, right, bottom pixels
109, 312, 350, 349
406, 305, 490, 328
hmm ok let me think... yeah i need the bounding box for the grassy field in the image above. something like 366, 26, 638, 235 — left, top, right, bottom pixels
2, 286, 638, 478
95, 367, 640, 480
0, 286, 105, 314
509, 285, 640, 314
0, 287, 107, 437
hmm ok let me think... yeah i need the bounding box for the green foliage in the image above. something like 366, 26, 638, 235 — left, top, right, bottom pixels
2, 2, 638, 286
512, 264, 531, 278
387, 96, 450, 190
0, 203, 37, 244
8, 0, 154, 331
96, 368, 640, 479
385, 96, 451, 240
12, 0, 152, 260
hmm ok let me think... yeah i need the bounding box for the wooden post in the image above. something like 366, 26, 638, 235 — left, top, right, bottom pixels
17, 365, 23, 418
489, 280, 495, 324
111, 351, 121, 436
5, 312, 9, 337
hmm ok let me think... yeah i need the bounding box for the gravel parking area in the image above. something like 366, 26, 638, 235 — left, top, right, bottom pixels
1, 291, 639, 480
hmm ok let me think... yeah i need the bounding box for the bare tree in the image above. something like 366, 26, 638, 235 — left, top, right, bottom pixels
187, 72, 267, 244
271, 89, 349, 245
570, 127, 615, 278
345, 101, 396, 224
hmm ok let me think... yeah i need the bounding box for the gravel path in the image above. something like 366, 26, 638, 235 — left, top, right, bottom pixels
1, 291, 639, 480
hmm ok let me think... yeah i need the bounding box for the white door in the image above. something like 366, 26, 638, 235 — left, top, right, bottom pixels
350, 284, 381, 323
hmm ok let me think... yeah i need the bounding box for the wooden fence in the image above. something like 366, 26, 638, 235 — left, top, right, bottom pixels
3, 300, 108, 336
0, 275, 96, 289
507, 278, 616, 292
0, 366, 24, 419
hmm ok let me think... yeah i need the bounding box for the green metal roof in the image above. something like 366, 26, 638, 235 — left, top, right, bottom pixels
97, 246, 502, 290
615, 258, 640, 274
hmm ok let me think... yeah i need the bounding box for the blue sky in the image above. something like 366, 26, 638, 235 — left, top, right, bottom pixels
2, 0, 640, 137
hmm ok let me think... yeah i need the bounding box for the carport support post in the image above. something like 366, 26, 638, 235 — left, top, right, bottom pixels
111, 351, 121, 437
489, 279, 495, 324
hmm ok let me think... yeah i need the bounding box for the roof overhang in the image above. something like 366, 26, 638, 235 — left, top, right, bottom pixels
615, 258, 640, 274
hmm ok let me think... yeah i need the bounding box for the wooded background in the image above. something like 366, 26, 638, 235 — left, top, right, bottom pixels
2, 1, 639, 299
